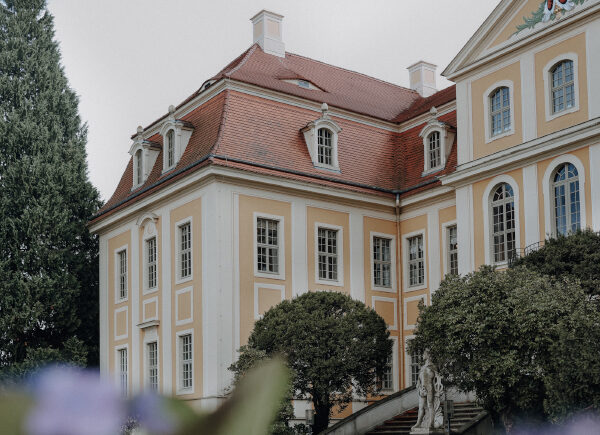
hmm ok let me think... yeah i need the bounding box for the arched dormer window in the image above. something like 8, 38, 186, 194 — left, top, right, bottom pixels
135, 150, 143, 186
552, 163, 580, 236
161, 105, 194, 173
490, 87, 511, 137
419, 109, 454, 175
129, 126, 161, 190
302, 103, 342, 171
166, 130, 175, 169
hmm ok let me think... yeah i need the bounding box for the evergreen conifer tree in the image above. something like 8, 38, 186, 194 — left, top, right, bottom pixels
0, 0, 102, 374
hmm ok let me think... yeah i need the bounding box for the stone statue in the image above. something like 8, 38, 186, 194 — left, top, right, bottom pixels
410, 350, 444, 434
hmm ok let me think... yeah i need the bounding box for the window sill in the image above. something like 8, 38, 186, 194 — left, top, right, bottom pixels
143, 286, 159, 295
254, 270, 285, 281
421, 166, 444, 177
546, 105, 579, 122
313, 164, 340, 173
315, 278, 344, 287
404, 283, 427, 293
485, 129, 514, 144
372, 285, 396, 293
175, 275, 193, 285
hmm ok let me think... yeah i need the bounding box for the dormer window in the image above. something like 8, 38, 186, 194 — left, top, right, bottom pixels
130, 126, 161, 189
317, 128, 333, 166
298, 80, 310, 89
301, 103, 342, 171
135, 150, 143, 186
161, 105, 194, 173
420, 109, 454, 175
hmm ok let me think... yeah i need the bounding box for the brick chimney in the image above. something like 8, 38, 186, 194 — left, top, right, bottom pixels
408, 61, 437, 97
251, 10, 285, 58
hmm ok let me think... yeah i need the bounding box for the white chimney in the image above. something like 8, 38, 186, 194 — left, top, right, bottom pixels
408, 61, 437, 97
251, 10, 285, 58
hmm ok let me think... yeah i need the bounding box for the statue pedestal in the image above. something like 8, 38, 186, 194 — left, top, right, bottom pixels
410, 428, 445, 435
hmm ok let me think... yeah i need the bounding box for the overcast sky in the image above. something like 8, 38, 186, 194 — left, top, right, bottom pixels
46, 0, 500, 201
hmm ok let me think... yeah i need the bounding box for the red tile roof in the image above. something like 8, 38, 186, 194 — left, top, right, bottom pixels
92, 46, 457, 224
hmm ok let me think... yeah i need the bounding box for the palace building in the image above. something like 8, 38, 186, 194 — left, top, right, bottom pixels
89, 0, 600, 419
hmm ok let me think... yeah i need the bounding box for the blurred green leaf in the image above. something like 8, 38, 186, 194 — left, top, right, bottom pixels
178, 358, 289, 435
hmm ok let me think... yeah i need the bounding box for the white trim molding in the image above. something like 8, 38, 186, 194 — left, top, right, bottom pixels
175, 328, 195, 396
114, 343, 129, 396
371, 296, 398, 330
253, 212, 286, 281
542, 153, 587, 237
402, 229, 427, 292
174, 216, 193, 285
482, 174, 521, 267
483, 80, 516, 144
113, 244, 129, 304
441, 220, 458, 277
114, 306, 129, 341
369, 231, 397, 293
301, 104, 342, 172
253, 283, 285, 320
314, 222, 345, 287
142, 296, 159, 323
590, 144, 600, 232
403, 294, 427, 331
175, 286, 194, 326
542, 52, 580, 122
141, 222, 159, 295
419, 117, 455, 175
142, 327, 160, 392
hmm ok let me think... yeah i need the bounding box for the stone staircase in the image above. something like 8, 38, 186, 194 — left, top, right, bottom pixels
366, 402, 486, 435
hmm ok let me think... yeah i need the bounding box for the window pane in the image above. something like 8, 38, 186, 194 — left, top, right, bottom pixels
373, 237, 392, 287
318, 228, 338, 281
180, 223, 191, 278
256, 218, 279, 274
148, 342, 158, 391
181, 335, 193, 390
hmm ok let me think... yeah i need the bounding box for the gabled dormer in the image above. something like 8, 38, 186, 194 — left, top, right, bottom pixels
129, 126, 161, 190
420, 107, 455, 176
301, 103, 342, 171
160, 105, 194, 173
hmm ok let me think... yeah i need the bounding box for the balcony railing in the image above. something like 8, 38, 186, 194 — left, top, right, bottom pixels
507, 241, 545, 266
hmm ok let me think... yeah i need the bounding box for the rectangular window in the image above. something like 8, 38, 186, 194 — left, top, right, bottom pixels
408, 235, 424, 287
256, 218, 279, 274
179, 223, 192, 279
373, 236, 392, 288
180, 334, 193, 391
119, 348, 128, 396
381, 355, 393, 391
318, 228, 338, 281
447, 226, 458, 276
317, 128, 333, 166
146, 237, 157, 290
147, 342, 158, 391
118, 250, 127, 299
410, 348, 422, 387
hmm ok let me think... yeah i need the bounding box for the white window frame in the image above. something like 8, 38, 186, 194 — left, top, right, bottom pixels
371, 296, 398, 330
253, 212, 286, 280
142, 296, 158, 323
253, 283, 285, 320
314, 222, 344, 287
114, 245, 129, 303
380, 336, 399, 393
542, 154, 587, 238
143, 327, 159, 392
301, 117, 342, 171
403, 293, 427, 331
442, 221, 458, 277
175, 286, 194, 326
164, 128, 176, 171
482, 175, 521, 267
143, 235, 158, 294
133, 148, 144, 188
543, 53, 580, 122
114, 306, 129, 341
483, 80, 515, 144
175, 217, 193, 284
404, 335, 423, 388
402, 230, 427, 292
115, 344, 129, 397
370, 232, 397, 293
176, 329, 194, 395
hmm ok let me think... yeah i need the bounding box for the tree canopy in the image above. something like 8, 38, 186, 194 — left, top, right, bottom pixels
0, 0, 102, 374
237, 291, 392, 434
511, 229, 600, 296
411, 266, 600, 432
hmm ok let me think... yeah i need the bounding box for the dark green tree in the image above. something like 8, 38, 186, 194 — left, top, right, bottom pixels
511, 229, 600, 296
239, 291, 392, 434
0, 0, 102, 374
411, 266, 600, 432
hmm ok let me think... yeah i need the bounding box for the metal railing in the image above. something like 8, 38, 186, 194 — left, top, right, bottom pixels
507, 241, 545, 266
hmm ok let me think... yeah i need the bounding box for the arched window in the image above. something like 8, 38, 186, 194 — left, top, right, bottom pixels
490, 183, 516, 264
166, 130, 175, 169
135, 149, 143, 186
427, 131, 441, 169
552, 163, 580, 236
551, 60, 575, 114
317, 128, 333, 166
489, 87, 511, 137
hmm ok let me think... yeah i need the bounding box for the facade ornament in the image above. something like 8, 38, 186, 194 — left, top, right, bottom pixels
410, 351, 445, 434
429, 106, 438, 118
321, 102, 329, 118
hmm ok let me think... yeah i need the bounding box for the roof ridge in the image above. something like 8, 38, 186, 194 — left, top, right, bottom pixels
223, 44, 258, 78
210, 89, 231, 155
284, 50, 419, 94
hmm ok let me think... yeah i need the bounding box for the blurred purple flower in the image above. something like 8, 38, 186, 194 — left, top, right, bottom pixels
130, 392, 177, 434
26, 366, 125, 435
513, 412, 600, 435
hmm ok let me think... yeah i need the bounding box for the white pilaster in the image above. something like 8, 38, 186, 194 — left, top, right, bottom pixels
292, 200, 308, 296
586, 19, 600, 119
349, 211, 365, 302
131, 224, 141, 393
161, 207, 173, 393
202, 183, 220, 398
99, 234, 109, 376
456, 185, 474, 275
522, 164, 541, 246
427, 210, 441, 293
456, 81, 471, 165
520, 51, 537, 142
590, 144, 600, 231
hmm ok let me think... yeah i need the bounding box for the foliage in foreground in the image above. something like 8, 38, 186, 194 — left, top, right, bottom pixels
236, 291, 392, 434
410, 266, 600, 432
0, 0, 102, 374
0, 360, 289, 435
511, 229, 600, 296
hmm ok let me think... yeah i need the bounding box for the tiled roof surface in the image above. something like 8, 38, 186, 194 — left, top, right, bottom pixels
93, 46, 458, 223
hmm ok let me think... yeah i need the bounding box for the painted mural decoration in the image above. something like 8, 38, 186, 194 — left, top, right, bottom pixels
516, 0, 587, 34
